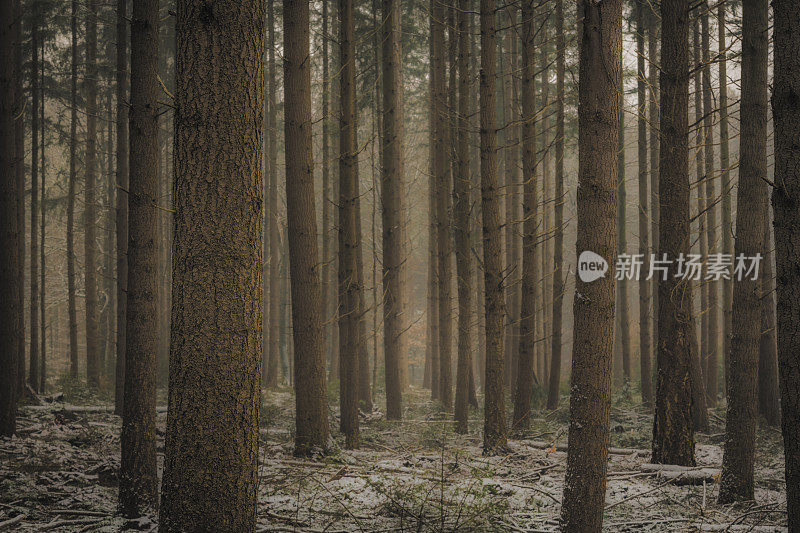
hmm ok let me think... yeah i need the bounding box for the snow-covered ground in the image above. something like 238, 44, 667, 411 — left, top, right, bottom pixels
0, 387, 788, 531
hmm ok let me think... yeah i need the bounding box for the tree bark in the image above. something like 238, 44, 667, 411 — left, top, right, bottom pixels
648, 2, 660, 387
546, 0, 565, 411
758, 218, 780, 426
30, 7, 39, 392
321, 0, 332, 384
772, 0, 800, 525
119, 0, 159, 515
480, 0, 507, 453
159, 0, 264, 528
652, 0, 695, 467
265, 0, 280, 389
719, 0, 769, 503
114, 0, 128, 416
514, 0, 538, 431
560, 1, 621, 529
381, 0, 405, 421
66, 0, 78, 380
38, 37, 46, 394
282, 0, 330, 456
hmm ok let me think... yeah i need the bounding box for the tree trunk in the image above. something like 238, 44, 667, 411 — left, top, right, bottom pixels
38, 42, 46, 394
652, 0, 695, 467
719, 0, 769, 503
758, 218, 780, 426
648, 2, 660, 386
514, 0, 538, 431
266, 0, 280, 389
0, 0, 21, 437
119, 0, 159, 515
85, 0, 101, 388
616, 52, 631, 389
114, 0, 128, 416
772, 0, 800, 525
282, 0, 330, 456
718, 2, 733, 398
158, 0, 264, 528
66, 0, 78, 380
546, 0, 565, 411
636, 0, 653, 409
432, 0, 452, 411
337, 0, 362, 449
453, 0, 473, 435
321, 0, 332, 384
30, 8, 39, 392
560, 1, 621, 529
480, 0, 506, 453
381, 0, 405, 421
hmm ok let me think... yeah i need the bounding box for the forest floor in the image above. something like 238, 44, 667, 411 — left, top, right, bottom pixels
0, 384, 789, 532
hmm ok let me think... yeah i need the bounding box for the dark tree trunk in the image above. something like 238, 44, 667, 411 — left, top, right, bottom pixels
282, 0, 330, 456
758, 219, 780, 426
652, 0, 695, 468
772, 0, 800, 525
30, 7, 39, 392
480, 0, 506, 453
719, 2, 733, 396
67, 0, 78, 380
719, 0, 769, 503
119, 0, 159, 515
159, 0, 264, 528
560, 1, 621, 530
648, 2, 660, 390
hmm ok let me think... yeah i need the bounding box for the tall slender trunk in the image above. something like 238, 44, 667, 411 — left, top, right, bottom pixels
546, 0, 565, 411
30, 6, 40, 391
266, 0, 280, 389
85, 0, 101, 388
114, 0, 128, 415
432, 0, 453, 411
718, 2, 732, 396
381, 0, 405, 420
758, 218, 780, 426
14, 0, 24, 396
636, 0, 653, 408
719, 0, 769, 503
119, 0, 159, 514
39, 41, 46, 393
540, 16, 552, 390
321, 0, 332, 381
453, 0, 473, 434
652, 0, 695, 467
337, 0, 362, 449
772, 0, 800, 524
701, 4, 718, 407
0, 0, 21, 437
282, 0, 330, 456
480, 0, 506, 453
514, 0, 538, 429
616, 50, 631, 388
560, 1, 621, 529
648, 2, 660, 380
67, 0, 78, 379
159, 0, 264, 527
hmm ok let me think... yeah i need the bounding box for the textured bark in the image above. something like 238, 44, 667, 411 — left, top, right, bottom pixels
648, 3, 660, 379
540, 17, 552, 391
546, 0, 565, 412
337, 0, 361, 449
514, 0, 538, 430
266, 0, 280, 389
432, 0, 452, 411
480, 0, 506, 453
13, 0, 23, 396
0, 0, 20, 437
381, 0, 405, 420
85, 0, 101, 388
636, 0, 653, 409
652, 0, 695, 467
38, 39, 46, 394
119, 0, 159, 515
114, 0, 128, 416
701, 5, 719, 407
67, 0, 78, 379
282, 0, 330, 455
453, 0, 473, 435
321, 0, 332, 382
758, 220, 780, 426
719, 0, 769, 503
560, 2, 620, 529
772, 0, 800, 525
718, 2, 733, 396
158, 0, 264, 529
30, 10, 39, 392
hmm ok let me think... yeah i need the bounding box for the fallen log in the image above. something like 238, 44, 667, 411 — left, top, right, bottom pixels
639, 463, 721, 485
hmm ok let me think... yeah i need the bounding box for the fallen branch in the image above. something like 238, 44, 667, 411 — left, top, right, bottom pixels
640, 464, 721, 485
0, 514, 25, 530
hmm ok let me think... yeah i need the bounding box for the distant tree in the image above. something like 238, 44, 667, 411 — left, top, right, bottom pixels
282, 0, 330, 456
265, 0, 280, 389
480, 0, 506, 453
67, 0, 78, 380
718, 2, 733, 393
758, 220, 780, 426
30, 1, 40, 392
159, 0, 264, 528
719, 0, 769, 504
560, 0, 621, 529
114, 0, 128, 416
772, 0, 800, 525
652, 0, 695, 467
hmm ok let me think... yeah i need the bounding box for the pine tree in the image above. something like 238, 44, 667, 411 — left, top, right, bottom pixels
114, 0, 128, 416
